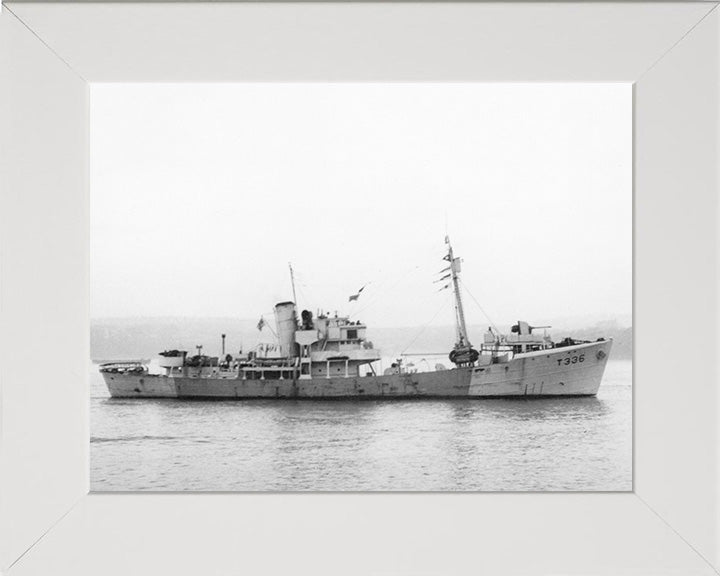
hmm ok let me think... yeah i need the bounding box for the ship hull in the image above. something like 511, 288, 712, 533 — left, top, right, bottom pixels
102, 372, 177, 398
468, 339, 612, 397
102, 340, 612, 399
172, 366, 474, 399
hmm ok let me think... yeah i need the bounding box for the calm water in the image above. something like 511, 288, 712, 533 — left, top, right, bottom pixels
90, 360, 632, 492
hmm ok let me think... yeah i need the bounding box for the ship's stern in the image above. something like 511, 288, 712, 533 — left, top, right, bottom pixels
99, 363, 178, 398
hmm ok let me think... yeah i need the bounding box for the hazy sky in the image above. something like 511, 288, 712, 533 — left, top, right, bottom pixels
91, 83, 631, 328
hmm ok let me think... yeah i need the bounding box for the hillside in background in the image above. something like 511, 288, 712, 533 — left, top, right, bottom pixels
91, 317, 632, 362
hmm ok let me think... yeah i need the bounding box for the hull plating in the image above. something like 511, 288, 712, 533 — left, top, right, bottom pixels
102, 373, 177, 398
102, 340, 612, 399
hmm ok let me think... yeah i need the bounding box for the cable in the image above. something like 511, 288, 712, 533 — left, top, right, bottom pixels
400, 298, 451, 356
459, 278, 500, 335
351, 260, 440, 319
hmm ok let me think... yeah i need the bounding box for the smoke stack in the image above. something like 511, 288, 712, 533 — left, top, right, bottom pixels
274, 301, 298, 358
221, 334, 226, 356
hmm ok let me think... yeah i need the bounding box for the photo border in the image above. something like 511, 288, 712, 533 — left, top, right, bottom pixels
1, 2, 718, 574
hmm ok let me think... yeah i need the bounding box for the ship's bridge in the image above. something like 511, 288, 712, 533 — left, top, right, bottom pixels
295, 311, 380, 379
312, 316, 368, 348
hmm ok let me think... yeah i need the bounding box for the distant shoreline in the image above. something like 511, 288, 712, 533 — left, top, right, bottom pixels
90, 318, 632, 362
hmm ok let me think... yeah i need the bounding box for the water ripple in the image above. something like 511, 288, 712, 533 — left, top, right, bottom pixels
90, 360, 632, 491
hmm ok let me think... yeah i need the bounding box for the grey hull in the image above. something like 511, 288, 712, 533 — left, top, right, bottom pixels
102, 340, 612, 400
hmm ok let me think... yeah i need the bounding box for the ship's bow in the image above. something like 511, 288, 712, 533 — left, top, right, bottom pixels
469, 338, 613, 397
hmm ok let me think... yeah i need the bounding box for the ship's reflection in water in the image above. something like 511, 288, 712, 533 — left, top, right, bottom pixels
90, 361, 631, 492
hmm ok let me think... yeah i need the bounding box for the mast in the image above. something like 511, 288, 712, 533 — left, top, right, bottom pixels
288, 262, 298, 305
443, 236, 478, 367
445, 236, 470, 348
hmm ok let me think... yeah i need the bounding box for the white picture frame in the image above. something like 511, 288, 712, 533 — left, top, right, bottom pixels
1, 2, 718, 574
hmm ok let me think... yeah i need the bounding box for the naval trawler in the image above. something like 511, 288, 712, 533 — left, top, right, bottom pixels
100, 238, 612, 399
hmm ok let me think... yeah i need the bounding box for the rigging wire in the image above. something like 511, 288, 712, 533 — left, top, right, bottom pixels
295, 283, 313, 311
350, 260, 440, 319
350, 266, 414, 316
290, 270, 313, 307
459, 277, 500, 335
399, 297, 451, 356
349, 267, 417, 318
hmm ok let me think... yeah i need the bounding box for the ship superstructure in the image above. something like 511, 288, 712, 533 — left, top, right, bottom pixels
100, 238, 612, 399
236, 303, 381, 382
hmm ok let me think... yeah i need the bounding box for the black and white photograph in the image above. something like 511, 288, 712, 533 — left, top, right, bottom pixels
90, 83, 631, 492
9, 2, 720, 574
